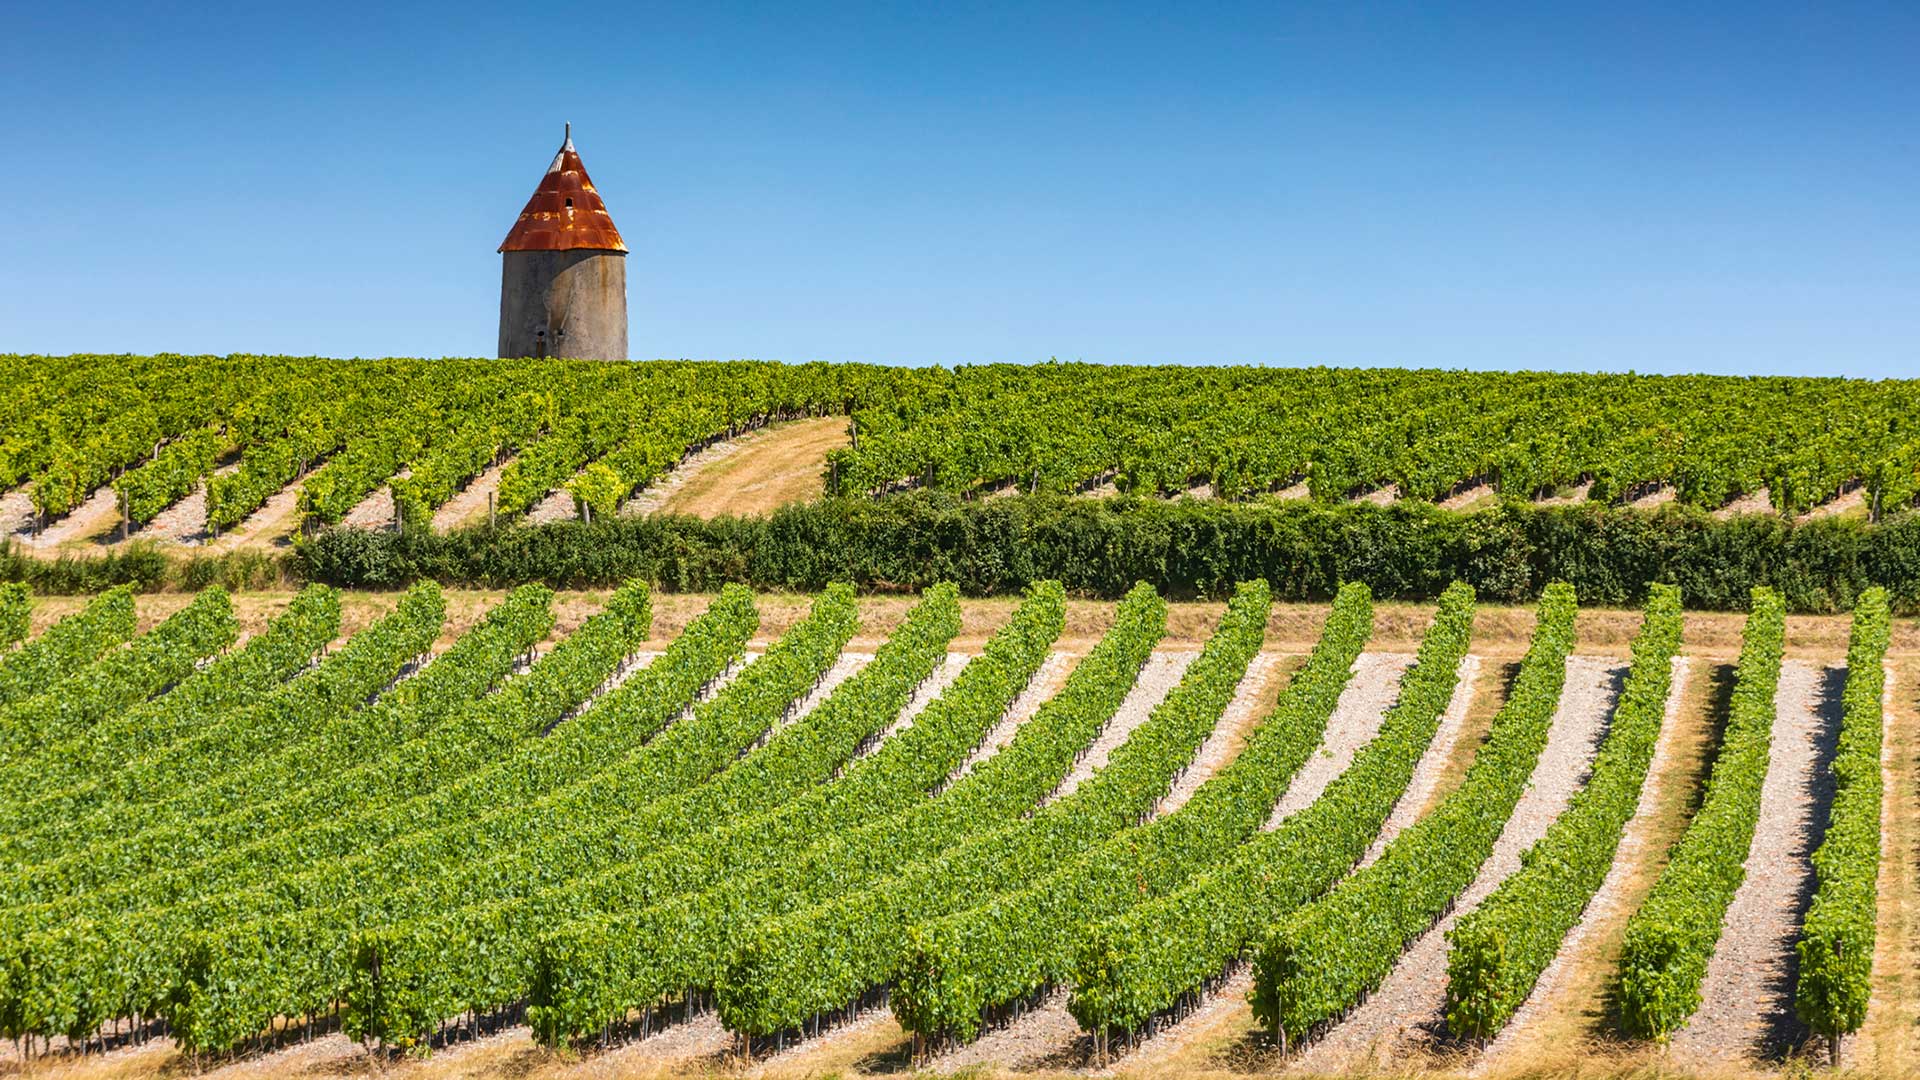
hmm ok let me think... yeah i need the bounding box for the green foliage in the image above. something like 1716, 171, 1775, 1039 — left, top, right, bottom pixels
0, 586, 237, 766
518, 582, 1085, 1045
1443, 584, 1686, 1041
0, 583, 449, 1040
159, 587, 846, 1052
1066, 583, 1477, 1038
298, 495, 1920, 614
0, 585, 137, 708
113, 425, 228, 526
391, 393, 551, 528
1615, 589, 1786, 1039
351, 583, 964, 1046
1, 585, 555, 887
0, 583, 30, 648
709, 580, 1284, 1042
1252, 583, 1579, 1045
1794, 588, 1891, 1041
887, 581, 1367, 1043
0, 586, 338, 825
657, 583, 1166, 1040
566, 462, 627, 522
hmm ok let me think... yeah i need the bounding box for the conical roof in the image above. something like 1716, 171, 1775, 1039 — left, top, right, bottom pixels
498, 125, 628, 253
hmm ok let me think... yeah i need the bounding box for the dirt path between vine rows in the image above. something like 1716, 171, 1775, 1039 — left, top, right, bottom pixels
1043, 651, 1195, 805
713, 650, 1296, 1077
431, 455, 517, 532
340, 469, 407, 531
1668, 660, 1845, 1064
944, 652, 1078, 787
1085, 654, 1486, 1075
1358, 655, 1495, 869
1291, 655, 1627, 1073
929, 652, 1419, 1074
1857, 661, 1919, 1073
1477, 657, 1694, 1067
206, 475, 306, 550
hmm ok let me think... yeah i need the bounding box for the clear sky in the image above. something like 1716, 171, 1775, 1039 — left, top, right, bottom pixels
3, 2, 1915, 377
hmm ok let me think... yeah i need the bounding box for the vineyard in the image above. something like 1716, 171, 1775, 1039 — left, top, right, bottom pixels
4, 357, 1920, 555
0, 577, 1909, 1080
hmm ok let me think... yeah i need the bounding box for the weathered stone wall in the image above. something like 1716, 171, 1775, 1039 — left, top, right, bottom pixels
498, 250, 628, 360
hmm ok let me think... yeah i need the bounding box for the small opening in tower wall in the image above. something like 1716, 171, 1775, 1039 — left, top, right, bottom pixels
564, 197, 573, 208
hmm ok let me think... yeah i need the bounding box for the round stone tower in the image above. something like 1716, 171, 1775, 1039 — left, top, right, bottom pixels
498, 125, 628, 360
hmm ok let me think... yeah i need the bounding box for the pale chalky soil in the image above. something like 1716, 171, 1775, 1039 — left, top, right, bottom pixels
934, 651, 1398, 1073
431, 454, 516, 532
1044, 651, 1196, 805
1110, 655, 1482, 1073
1670, 660, 1844, 1063
849, 653, 972, 765
1358, 655, 1485, 869
945, 652, 1077, 787
1480, 657, 1694, 1067
1156, 651, 1288, 815
1266, 653, 1418, 826
1294, 655, 1626, 1072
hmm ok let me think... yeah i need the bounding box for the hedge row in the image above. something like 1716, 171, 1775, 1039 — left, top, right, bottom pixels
1794, 587, 1891, 1053
1443, 584, 1686, 1041
1615, 588, 1786, 1039
287, 496, 1920, 613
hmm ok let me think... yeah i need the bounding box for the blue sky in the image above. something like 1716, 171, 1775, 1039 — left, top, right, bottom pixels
3, 2, 1915, 376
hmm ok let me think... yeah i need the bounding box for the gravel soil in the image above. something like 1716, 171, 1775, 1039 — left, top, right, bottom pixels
1626, 484, 1676, 510
764, 653, 873, 742
853, 654, 972, 762
431, 455, 516, 533
1670, 659, 1845, 1064
945, 652, 1078, 787
934, 652, 1418, 1073
0, 488, 35, 538
341, 469, 408, 530
1800, 484, 1866, 522
1156, 652, 1289, 815
207, 476, 305, 549
1044, 651, 1196, 805
1358, 655, 1486, 869
620, 439, 750, 518
1713, 487, 1776, 520
1102, 654, 1485, 1072
134, 478, 215, 545
17, 485, 121, 546
523, 481, 581, 525
1294, 655, 1627, 1072
1534, 480, 1594, 506
1438, 482, 1494, 511
1267, 653, 1419, 827
1478, 657, 1694, 1067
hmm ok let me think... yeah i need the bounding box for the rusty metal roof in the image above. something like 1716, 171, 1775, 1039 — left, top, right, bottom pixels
498, 125, 628, 253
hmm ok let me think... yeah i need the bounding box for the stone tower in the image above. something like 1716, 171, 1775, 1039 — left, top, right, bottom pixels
498, 125, 628, 360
